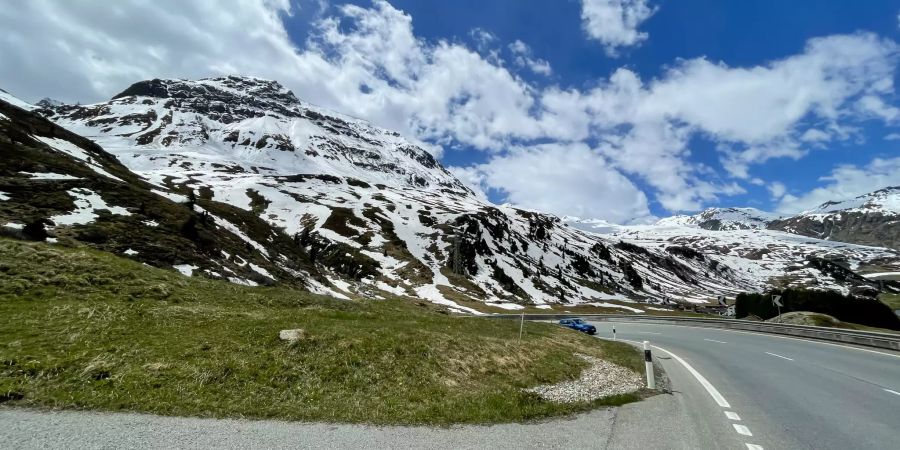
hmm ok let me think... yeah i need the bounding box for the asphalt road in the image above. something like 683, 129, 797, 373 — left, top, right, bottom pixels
587, 320, 900, 450
2, 323, 898, 449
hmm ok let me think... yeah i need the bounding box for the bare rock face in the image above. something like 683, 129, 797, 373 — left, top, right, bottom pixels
769, 210, 900, 251
279, 329, 306, 343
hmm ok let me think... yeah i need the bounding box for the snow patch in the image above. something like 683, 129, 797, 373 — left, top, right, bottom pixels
50, 188, 131, 226
34, 136, 125, 182
20, 171, 79, 180
173, 264, 198, 276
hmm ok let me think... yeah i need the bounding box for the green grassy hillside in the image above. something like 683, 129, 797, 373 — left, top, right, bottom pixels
0, 238, 645, 424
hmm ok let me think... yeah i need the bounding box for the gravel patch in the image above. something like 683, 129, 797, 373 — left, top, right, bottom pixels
526, 354, 642, 403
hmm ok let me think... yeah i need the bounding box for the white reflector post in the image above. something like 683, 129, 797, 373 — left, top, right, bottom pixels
643, 340, 655, 389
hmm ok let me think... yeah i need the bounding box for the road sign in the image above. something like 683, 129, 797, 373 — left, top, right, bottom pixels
772, 295, 783, 307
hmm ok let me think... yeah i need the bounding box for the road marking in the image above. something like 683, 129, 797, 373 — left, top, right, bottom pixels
643, 342, 732, 408
704, 338, 727, 344
605, 321, 900, 359
725, 411, 741, 420
765, 352, 794, 361
885, 389, 900, 396
637, 331, 662, 335
733, 424, 753, 436
745, 444, 764, 450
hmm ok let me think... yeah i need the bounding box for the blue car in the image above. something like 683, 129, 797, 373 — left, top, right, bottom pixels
559, 318, 596, 335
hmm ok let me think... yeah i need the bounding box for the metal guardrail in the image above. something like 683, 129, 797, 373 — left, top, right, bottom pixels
484, 313, 900, 351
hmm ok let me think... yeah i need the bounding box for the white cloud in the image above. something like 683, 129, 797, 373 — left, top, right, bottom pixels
567, 33, 900, 205
462, 143, 653, 223
768, 181, 787, 199
776, 157, 900, 213
885, 133, 900, 140
508, 40, 552, 76
580, 0, 657, 56
1, 0, 899, 220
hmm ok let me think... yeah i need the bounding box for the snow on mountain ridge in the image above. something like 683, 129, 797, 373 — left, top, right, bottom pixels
655, 207, 780, 231
40, 76, 469, 194
803, 186, 900, 216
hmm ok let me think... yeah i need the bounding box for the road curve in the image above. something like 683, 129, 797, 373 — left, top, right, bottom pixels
588, 320, 900, 450
1, 322, 897, 449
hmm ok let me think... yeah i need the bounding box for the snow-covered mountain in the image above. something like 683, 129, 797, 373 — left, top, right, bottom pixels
570, 219, 899, 297
803, 187, 900, 215
655, 207, 781, 231
2, 76, 897, 312
768, 187, 900, 250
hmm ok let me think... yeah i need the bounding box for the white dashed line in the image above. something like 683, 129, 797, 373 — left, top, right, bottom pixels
885, 389, 900, 396
765, 351, 794, 361
704, 338, 727, 344
605, 336, 764, 447
637, 331, 662, 335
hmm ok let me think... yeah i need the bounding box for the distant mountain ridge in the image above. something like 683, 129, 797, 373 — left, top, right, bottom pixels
2, 76, 898, 311
653, 189, 900, 251
656, 207, 781, 231
769, 187, 900, 251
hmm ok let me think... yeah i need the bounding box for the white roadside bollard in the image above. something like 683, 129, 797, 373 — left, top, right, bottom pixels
613, 326, 616, 341
643, 340, 656, 389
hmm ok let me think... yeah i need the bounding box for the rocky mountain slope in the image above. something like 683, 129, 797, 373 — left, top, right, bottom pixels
656, 207, 781, 231
2, 76, 897, 311
659, 188, 899, 251
768, 187, 900, 251
570, 219, 899, 297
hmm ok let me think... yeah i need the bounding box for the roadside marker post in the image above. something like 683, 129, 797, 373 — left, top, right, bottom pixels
518, 311, 524, 341
772, 294, 783, 317
643, 341, 656, 389
613, 326, 617, 340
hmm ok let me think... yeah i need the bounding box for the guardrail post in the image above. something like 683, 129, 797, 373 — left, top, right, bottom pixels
643, 341, 655, 389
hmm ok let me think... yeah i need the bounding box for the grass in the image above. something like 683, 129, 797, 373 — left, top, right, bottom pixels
879, 293, 900, 311
0, 238, 646, 424
769, 311, 900, 335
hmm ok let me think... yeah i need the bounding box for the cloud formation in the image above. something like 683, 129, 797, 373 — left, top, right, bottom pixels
776, 157, 900, 213
580, 0, 657, 56
0, 0, 898, 221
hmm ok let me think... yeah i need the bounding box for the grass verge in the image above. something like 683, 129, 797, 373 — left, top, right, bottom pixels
0, 238, 646, 424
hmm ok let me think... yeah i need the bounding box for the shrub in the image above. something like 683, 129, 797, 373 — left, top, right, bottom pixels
735, 288, 900, 330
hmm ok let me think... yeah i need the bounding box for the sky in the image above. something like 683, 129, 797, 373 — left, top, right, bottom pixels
1, 0, 899, 223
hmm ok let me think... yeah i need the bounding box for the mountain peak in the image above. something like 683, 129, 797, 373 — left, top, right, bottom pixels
656, 206, 778, 231
805, 186, 900, 215
112, 76, 298, 105
36, 76, 471, 194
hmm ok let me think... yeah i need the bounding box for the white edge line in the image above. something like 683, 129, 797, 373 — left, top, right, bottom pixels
885, 388, 900, 396
745, 444, 764, 450
634, 340, 732, 408
725, 411, 741, 420
765, 351, 794, 361
704, 338, 727, 344
601, 321, 900, 359
733, 424, 753, 436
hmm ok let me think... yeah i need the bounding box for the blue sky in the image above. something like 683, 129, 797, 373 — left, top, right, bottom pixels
283, 0, 900, 220
2, 0, 899, 222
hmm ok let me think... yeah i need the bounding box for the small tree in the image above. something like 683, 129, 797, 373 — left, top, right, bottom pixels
23, 218, 53, 241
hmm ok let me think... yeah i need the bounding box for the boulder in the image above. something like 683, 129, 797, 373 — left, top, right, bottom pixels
278, 329, 306, 343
